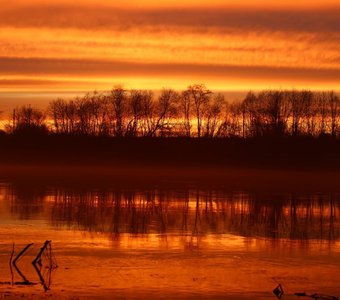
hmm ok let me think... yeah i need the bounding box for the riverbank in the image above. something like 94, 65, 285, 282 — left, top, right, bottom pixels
0, 135, 339, 168
1, 135, 339, 191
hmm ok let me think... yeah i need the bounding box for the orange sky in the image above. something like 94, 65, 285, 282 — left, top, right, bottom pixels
0, 0, 339, 105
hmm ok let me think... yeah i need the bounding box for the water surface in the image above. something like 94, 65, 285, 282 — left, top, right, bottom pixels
0, 182, 339, 299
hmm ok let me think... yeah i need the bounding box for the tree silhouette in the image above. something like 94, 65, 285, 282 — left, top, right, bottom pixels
204, 93, 225, 137
109, 86, 127, 137
187, 84, 212, 138
3, 86, 340, 139
179, 90, 192, 137
9, 105, 47, 136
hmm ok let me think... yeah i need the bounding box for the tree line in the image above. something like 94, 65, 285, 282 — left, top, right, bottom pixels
2, 85, 339, 139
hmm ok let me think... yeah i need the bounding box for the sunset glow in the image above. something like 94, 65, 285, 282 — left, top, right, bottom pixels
1, 3, 340, 299
1, 0, 339, 102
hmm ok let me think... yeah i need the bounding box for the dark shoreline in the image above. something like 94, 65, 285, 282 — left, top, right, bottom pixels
1, 135, 339, 167
0, 135, 339, 191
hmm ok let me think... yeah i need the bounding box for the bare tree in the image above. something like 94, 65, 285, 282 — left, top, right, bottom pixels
126, 90, 143, 137
49, 99, 67, 134
243, 91, 266, 137
260, 90, 291, 136
179, 90, 192, 137
240, 92, 256, 138
153, 89, 178, 137
216, 102, 241, 137
300, 90, 315, 136
316, 92, 328, 135
9, 105, 46, 134
187, 84, 212, 137
74, 95, 94, 135
140, 90, 155, 137
329, 91, 339, 139
109, 86, 127, 137
289, 90, 306, 136
204, 93, 225, 137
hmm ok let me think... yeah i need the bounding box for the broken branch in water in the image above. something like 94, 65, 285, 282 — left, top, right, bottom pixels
12, 243, 34, 284
273, 284, 284, 299
32, 240, 51, 266
12, 243, 33, 266
273, 284, 338, 300
32, 240, 58, 292
294, 292, 338, 300
9, 242, 14, 285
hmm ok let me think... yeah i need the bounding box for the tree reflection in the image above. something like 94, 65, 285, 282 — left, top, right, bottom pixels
4, 184, 46, 220
3, 185, 340, 243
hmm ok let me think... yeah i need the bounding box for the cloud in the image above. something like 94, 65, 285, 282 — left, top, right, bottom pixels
1, 1, 339, 93
0, 7, 339, 33
0, 78, 79, 87
1, 56, 339, 85
3, 0, 340, 10
1, 26, 339, 72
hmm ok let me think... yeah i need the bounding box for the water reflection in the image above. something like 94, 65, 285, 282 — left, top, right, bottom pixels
2, 184, 339, 243
1, 183, 340, 298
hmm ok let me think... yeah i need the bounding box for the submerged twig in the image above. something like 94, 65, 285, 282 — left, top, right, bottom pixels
12, 243, 33, 266
32, 240, 51, 266
9, 242, 15, 285
32, 240, 57, 292
294, 292, 338, 300
273, 284, 284, 299
12, 243, 34, 283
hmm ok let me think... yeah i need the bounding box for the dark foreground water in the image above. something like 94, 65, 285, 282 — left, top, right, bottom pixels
0, 181, 339, 299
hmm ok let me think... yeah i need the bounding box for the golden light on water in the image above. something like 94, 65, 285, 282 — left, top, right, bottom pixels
1, 181, 340, 298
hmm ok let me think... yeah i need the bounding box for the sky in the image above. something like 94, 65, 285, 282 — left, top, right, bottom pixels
0, 0, 339, 107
